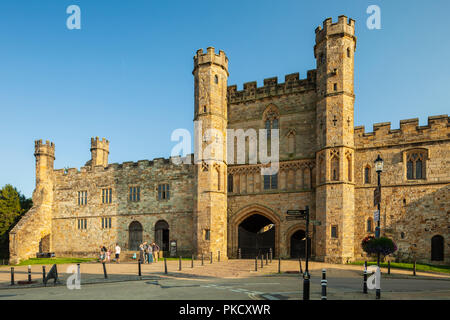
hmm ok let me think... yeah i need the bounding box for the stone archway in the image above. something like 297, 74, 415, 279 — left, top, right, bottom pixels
128, 221, 143, 251
155, 220, 170, 252
238, 214, 275, 258
230, 204, 281, 258
431, 235, 444, 261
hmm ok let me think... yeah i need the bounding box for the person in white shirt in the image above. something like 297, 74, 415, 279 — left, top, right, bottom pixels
115, 243, 121, 263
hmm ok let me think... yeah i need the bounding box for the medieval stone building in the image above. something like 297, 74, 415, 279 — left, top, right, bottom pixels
10, 16, 449, 265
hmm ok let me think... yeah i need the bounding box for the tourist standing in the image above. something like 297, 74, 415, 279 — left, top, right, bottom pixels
115, 243, 121, 263
100, 245, 107, 263
147, 243, 153, 263
106, 247, 111, 263
152, 241, 160, 262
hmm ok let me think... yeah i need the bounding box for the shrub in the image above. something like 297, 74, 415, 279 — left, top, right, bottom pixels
361, 235, 397, 257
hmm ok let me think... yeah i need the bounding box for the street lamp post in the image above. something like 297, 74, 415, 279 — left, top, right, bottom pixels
374, 154, 383, 300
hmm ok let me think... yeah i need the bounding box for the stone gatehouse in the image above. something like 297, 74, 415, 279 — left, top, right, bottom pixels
10, 16, 449, 265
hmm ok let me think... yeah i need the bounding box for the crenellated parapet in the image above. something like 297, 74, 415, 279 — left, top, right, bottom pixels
227, 70, 316, 104
34, 139, 55, 159
193, 47, 228, 75
314, 15, 356, 48
355, 115, 449, 148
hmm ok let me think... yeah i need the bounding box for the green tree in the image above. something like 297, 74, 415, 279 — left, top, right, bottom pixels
0, 185, 32, 259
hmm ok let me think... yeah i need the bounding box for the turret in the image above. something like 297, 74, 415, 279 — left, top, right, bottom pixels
193, 47, 229, 260
314, 16, 357, 263
90, 137, 109, 167
34, 140, 55, 188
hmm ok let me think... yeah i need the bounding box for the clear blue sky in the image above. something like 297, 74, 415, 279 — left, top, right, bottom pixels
0, 0, 449, 197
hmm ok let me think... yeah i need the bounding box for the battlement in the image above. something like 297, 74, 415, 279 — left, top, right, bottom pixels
193, 47, 228, 73
54, 154, 194, 176
315, 15, 355, 44
90, 137, 109, 150
355, 115, 449, 148
227, 70, 316, 104
34, 139, 55, 158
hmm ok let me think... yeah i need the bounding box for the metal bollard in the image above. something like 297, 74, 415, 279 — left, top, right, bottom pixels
42, 266, 46, 283
363, 269, 368, 294
388, 261, 391, 275
210, 252, 213, 264
102, 262, 108, 279
265, 253, 268, 265
10, 267, 14, 286
77, 263, 81, 283
218, 251, 220, 262
260, 255, 263, 269
238, 248, 241, 259
164, 258, 168, 274
413, 260, 416, 276
278, 257, 281, 274
255, 256, 258, 272
191, 254, 194, 268
364, 260, 367, 270
201, 253, 204, 266
303, 272, 310, 300
28, 265, 32, 282
321, 269, 327, 300
269, 249, 272, 263
138, 260, 142, 277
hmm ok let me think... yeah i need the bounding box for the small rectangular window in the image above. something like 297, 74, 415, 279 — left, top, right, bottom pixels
101, 217, 112, 229
157, 184, 170, 200
102, 188, 112, 204
78, 191, 87, 205
77, 218, 87, 230
205, 229, 210, 241
227, 174, 233, 192
331, 225, 338, 238
129, 186, 141, 202
333, 83, 337, 91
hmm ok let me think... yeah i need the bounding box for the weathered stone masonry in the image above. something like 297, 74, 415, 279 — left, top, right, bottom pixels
10, 16, 449, 265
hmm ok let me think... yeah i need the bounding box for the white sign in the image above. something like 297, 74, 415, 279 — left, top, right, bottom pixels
374, 210, 380, 222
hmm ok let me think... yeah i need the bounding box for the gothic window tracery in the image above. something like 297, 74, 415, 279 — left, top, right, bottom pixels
405, 150, 427, 180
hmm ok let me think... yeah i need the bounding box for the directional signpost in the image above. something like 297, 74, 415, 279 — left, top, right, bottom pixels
286, 206, 311, 300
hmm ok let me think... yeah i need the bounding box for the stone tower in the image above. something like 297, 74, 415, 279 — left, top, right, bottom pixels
34, 140, 55, 205
314, 16, 356, 263
90, 137, 109, 167
193, 47, 229, 260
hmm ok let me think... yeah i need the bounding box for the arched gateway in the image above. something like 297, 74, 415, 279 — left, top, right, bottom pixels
128, 221, 143, 251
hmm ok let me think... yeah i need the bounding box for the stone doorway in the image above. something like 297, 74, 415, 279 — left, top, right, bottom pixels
290, 230, 311, 258
155, 220, 169, 252
128, 221, 143, 251
238, 214, 275, 258
431, 235, 444, 261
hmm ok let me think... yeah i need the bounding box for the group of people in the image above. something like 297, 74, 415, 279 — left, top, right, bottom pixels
99, 243, 121, 263
139, 241, 160, 264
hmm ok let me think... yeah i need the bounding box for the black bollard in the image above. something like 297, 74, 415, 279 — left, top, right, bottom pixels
102, 262, 108, 279
388, 261, 391, 275
218, 251, 220, 262
138, 260, 142, 277
201, 253, 204, 266
191, 255, 194, 268
303, 272, 310, 300
413, 260, 416, 276
28, 265, 32, 282
210, 252, 213, 264
238, 248, 241, 259
321, 269, 327, 300
364, 260, 367, 270
164, 258, 168, 274
278, 257, 281, 274
269, 249, 272, 263
255, 256, 258, 272
10, 267, 14, 286
260, 255, 263, 269
42, 266, 46, 283
265, 253, 268, 265
363, 269, 368, 294
179, 256, 182, 271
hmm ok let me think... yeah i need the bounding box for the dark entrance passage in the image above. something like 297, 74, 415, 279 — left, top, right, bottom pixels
290, 230, 311, 258
128, 221, 143, 251
431, 235, 444, 261
155, 220, 170, 252
238, 214, 275, 258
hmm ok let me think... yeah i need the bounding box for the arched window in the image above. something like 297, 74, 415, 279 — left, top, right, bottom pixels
263, 105, 279, 140
331, 156, 339, 181
347, 47, 351, 58
364, 166, 371, 184
346, 153, 352, 182
405, 150, 427, 180
214, 74, 219, 84
287, 131, 295, 154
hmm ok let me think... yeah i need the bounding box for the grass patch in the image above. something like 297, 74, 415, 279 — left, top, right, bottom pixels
16, 257, 97, 266
348, 261, 450, 274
